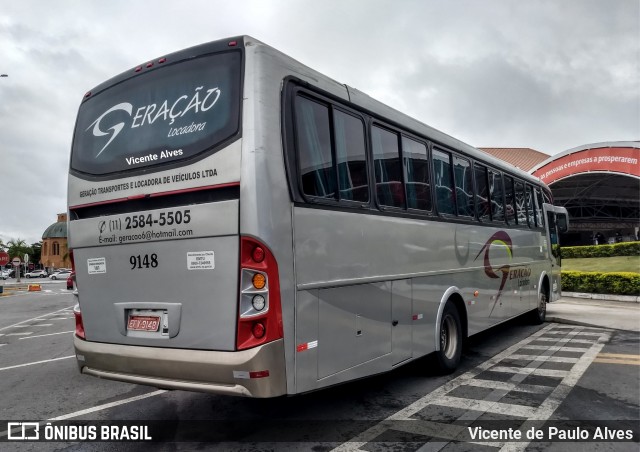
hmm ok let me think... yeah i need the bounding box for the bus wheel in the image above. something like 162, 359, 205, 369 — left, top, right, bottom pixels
435, 303, 462, 374
530, 288, 548, 325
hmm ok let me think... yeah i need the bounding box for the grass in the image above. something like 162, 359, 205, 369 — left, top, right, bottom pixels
562, 255, 640, 273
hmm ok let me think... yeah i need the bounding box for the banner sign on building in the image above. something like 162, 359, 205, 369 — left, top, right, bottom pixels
532, 147, 639, 185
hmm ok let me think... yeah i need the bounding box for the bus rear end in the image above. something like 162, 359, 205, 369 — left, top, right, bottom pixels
68, 37, 285, 397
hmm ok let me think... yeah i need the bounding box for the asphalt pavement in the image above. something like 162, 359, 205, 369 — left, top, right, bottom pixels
548, 296, 640, 332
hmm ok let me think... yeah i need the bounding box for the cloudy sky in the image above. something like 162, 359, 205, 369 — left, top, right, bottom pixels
1, 0, 638, 246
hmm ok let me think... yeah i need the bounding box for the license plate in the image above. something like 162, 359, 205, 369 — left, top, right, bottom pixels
127, 315, 160, 332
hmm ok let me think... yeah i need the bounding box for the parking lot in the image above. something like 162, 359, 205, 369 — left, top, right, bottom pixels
0, 288, 638, 451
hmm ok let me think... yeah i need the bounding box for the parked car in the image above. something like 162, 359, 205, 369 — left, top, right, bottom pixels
8, 268, 25, 278
26, 269, 48, 278
0, 270, 9, 280
67, 272, 75, 290
50, 270, 72, 280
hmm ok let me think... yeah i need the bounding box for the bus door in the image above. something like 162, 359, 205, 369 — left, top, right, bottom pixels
543, 204, 569, 301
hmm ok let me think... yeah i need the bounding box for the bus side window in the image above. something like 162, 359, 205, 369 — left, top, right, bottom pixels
535, 188, 545, 227
334, 110, 369, 203
432, 149, 456, 215
453, 155, 474, 217
526, 185, 536, 227
548, 212, 559, 258
504, 176, 516, 224
372, 126, 405, 208
489, 170, 505, 222
514, 180, 527, 227
557, 213, 568, 233
402, 136, 431, 211
474, 164, 491, 222
295, 96, 336, 199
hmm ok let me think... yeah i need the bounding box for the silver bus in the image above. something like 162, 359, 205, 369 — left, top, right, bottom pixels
69, 36, 568, 398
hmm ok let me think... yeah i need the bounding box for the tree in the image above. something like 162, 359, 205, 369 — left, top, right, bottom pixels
0, 239, 6, 252
31, 242, 43, 267
7, 239, 33, 261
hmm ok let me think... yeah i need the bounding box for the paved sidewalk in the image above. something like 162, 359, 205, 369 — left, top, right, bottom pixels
547, 297, 640, 332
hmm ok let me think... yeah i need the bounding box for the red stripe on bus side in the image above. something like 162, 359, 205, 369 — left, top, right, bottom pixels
149, 181, 240, 198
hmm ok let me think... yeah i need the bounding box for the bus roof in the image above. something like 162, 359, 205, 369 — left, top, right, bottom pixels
82, 34, 547, 189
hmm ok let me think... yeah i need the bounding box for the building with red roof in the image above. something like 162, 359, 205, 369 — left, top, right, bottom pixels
481, 142, 639, 245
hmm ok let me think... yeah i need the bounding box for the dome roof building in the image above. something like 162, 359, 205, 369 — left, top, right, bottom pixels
41, 213, 70, 270
42, 220, 67, 239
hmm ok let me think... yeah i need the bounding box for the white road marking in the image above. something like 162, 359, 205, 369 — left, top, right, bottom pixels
0, 306, 74, 332
500, 332, 608, 451
0, 389, 167, 439
49, 390, 168, 421
5, 332, 33, 337
0, 355, 75, 372
464, 379, 551, 394
331, 324, 610, 452
531, 337, 594, 344
508, 354, 579, 363
19, 331, 74, 340
520, 344, 588, 352
11, 325, 31, 328
433, 395, 538, 418
489, 366, 568, 378
330, 325, 556, 452
32, 323, 54, 327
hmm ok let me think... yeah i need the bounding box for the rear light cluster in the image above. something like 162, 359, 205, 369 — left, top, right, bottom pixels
69, 248, 85, 339
69, 249, 76, 282
74, 304, 85, 340
237, 237, 283, 350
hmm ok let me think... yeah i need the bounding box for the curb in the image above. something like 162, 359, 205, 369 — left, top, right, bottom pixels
0, 285, 29, 296
546, 316, 635, 333
561, 292, 639, 303
546, 316, 613, 330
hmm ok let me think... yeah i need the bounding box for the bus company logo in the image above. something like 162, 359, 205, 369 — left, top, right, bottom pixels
87, 103, 132, 158
474, 231, 512, 313
85, 86, 222, 158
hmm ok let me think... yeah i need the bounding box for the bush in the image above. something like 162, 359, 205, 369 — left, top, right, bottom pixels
561, 271, 640, 295
562, 242, 640, 259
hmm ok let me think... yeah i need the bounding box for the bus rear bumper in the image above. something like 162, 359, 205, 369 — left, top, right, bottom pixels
74, 336, 286, 398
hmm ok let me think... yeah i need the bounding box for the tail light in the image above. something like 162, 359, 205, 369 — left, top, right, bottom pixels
74, 303, 85, 340
69, 249, 77, 288
236, 237, 283, 350
70, 250, 83, 338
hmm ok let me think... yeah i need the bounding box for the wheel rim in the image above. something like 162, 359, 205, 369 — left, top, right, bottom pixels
440, 314, 458, 359
538, 292, 547, 318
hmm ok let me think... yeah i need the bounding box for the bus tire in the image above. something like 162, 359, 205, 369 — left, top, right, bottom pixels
435, 303, 462, 374
530, 286, 548, 325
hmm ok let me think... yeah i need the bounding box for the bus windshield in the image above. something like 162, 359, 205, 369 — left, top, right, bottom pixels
70, 50, 241, 176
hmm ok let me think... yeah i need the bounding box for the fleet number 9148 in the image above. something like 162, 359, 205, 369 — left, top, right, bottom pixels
125, 210, 191, 229
130, 254, 158, 270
